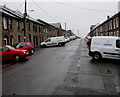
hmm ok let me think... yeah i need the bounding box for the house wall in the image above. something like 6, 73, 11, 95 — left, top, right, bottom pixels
89, 12, 120, 37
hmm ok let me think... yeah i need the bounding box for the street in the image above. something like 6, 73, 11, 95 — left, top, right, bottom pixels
2, 39, 119, 95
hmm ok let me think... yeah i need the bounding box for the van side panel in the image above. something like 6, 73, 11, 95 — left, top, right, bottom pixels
90, 36, 120, 60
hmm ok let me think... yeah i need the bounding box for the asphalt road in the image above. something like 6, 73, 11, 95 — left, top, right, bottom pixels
2, 39, 80, 95
2, 38, 119, 95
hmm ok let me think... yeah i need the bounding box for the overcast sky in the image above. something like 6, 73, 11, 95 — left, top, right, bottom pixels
0, 0, 119, 37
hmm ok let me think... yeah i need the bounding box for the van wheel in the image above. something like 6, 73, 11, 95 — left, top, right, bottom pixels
13, 55, 21, 62
92, 53, 101, 60
61, 43, 65, 46
58, 43, 61, 46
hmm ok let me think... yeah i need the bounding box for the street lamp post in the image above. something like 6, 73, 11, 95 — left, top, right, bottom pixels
24, 0, 27, 42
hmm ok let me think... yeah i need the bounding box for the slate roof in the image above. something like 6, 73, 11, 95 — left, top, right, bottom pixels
50, 23, 62, 29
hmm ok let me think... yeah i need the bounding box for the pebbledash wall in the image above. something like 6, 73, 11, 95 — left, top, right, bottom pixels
0, 6, 74, 47
88, 11, 120, 37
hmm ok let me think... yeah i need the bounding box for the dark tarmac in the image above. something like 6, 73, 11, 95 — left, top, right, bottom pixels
2, 39, 119, 95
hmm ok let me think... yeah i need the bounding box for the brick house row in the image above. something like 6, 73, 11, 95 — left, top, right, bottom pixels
0, 6, 73, 47
88, 11, 120, 37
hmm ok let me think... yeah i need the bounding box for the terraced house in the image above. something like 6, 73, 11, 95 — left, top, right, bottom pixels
88, 11, 120, 37
0, 5, 72, 47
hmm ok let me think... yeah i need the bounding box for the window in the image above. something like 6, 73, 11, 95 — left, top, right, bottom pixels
18, 35, 21, 42
33, 23, 37, 32
17, 20, 20, 30
8, 19, 12, 29
28, 34, 31, 42
116, 40, 120, 48
6, 45, 15, 50
0, 46, 8, 52
20, 43, 27, 47
39, 25, 40, 32
0, 47, 2, 52
116, 17, 119, 28
28, 22, 31, 31
45, 39, 51, 42
10, 35, 14, 46
113, 19, 116, 29
27, 43, 31, 46
3, 17, 8, 29
43, 27, 46, 33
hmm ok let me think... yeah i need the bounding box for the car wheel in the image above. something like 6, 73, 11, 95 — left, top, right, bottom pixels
14, 55, 21, 61
43, 44, 46, 48
30, 49, 34, 54
92, 53, 101, 60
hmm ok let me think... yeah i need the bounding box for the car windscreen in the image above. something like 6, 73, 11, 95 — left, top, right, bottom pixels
6, 45, 15, 50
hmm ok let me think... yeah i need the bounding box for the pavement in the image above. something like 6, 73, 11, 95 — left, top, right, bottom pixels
52, 38, 119, 95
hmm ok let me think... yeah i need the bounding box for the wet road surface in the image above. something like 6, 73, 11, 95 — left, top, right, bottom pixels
3, 39, 80, 95
2, 38, 119, 95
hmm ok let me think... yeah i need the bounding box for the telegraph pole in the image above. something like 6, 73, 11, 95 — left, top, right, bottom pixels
65, 22, 66, 30
77, 30, 79, 37
24, 0, 27, 42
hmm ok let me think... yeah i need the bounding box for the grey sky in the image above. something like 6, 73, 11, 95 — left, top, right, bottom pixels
0, 0, 119, 37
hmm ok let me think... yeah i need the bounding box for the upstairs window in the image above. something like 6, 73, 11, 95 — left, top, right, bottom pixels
28, 22, 31, 31
33, 23, 37, 32
17, 20, 20, 30
8, 19, 12, 29
3, 17, 8, 30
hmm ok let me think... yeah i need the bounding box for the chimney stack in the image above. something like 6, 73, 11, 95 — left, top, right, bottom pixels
107, 15, 110, 20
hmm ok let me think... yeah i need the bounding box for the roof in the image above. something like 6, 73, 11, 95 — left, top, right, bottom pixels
91, 11, 120, 31
50, 23, 62, 29
0, 5, 50, 26
92, 36, 120, 39
0, 5, 23, 18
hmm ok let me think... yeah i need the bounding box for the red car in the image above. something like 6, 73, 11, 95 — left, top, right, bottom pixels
87, 39, 91, 49
0, 45, 29, 61
13, 42, 34, 55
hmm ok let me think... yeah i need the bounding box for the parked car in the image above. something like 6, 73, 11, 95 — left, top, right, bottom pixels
65, 37, 70, 43
13, 42, 34, 55
69, 35, 77, 40
40, 36, 66, 47
0, 45, 29, 61
87, 38, 92, 49
89, 36, 120, 60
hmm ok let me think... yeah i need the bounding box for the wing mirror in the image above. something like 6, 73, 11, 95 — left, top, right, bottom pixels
6, 49, 10, 51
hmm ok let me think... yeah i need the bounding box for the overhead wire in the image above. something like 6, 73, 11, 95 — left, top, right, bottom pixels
15, 2, 24, 11
32, 0, 58, 21
55, 2, 116, 13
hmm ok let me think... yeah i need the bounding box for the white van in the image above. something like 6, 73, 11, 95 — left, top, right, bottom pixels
69, 35, 76, 40
89, 36, 120, 60
40, 36, 66, 47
